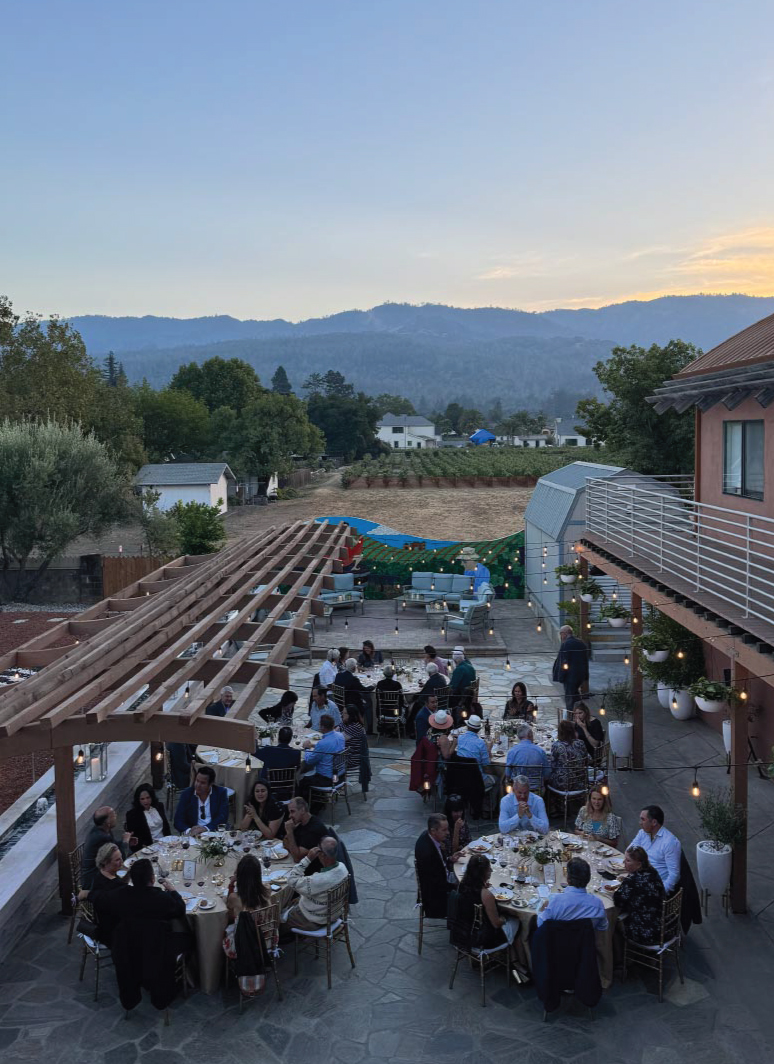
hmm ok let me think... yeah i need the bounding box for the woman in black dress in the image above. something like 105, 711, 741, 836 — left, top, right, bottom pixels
259, 690, 298, 726
613, 846, 666, 945
573, 701, 605, 757
503, 682, 536, 721
125, 784, 171, 851
239, 780, 285, 838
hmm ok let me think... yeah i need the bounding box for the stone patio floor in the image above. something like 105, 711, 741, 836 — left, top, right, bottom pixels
2, 634, 774, 1063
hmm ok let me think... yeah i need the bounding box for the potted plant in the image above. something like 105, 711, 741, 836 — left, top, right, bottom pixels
695, 788, 745, 900
577, 577, 604, 603
632, 632, 671, 663
602, 679, 634, 759
554, 563, 579, 585
689, 677, 734, 714
599, 602, 631, 628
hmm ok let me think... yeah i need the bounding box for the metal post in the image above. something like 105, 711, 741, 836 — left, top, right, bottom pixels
730, 660, 749, 914
54, 745, 77, 916
630, 592, 644, 770
744, 517, 751, 618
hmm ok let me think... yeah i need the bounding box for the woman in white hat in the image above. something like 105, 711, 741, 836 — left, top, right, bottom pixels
428, 705, 457, 760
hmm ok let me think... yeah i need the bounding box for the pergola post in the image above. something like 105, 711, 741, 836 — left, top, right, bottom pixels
53, 745, 77, 916
730, 662, 749, 914
630, 592, 644, 769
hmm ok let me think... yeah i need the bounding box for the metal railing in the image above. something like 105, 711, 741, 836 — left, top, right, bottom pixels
585, 476, 774, 630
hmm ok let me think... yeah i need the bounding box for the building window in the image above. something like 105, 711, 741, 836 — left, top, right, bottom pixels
392, 427, 402, 434
416, 442, 421, 449
723, 420, 764, 500
393, 440, 400, 448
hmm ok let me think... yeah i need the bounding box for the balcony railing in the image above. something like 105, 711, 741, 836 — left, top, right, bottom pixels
585, 476, 774, 631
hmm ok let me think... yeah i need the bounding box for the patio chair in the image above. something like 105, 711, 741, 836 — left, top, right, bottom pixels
292, 876, 355, 989
226, 900, 284, 1010
588, 741, 610, 788
77, 901, 113, 1000
506, 763, 544, 795
434, 685, 452, 711
330, 684, 347, 713
443, 604, 489, 643
448, 903, 511, 1007
309, 752, 351, 818
545, 757, 588, 827
376, 688, 405, 748
265, 766, 298, 805
413, 857, 447, 954
623, 889, 684, 1002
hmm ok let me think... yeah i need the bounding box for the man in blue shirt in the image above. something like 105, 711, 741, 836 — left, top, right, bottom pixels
456, 716, 495, 790
308, 687, 342, 730
299, 714, 346, 799
505, 724, 552, 784
537, 858, 608, 932
628, 805, 682, 894
498, 776, 549, 836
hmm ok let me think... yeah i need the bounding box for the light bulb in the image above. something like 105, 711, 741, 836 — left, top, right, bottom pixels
624, 654, 630, 666
505, 657, 511, 671
612, 592, 617, 600
562, 662, 569, 670
537, 621, 542, 633
740, 690, 748, 701
423, 777, 430, 792
344, 619, 349, 630
185, 685, 190, 700
599, 705, 606, 716
394, 625, 399, 636
571, 596, 576, 604
504, 581, 509, 589
12, 672, 21, 682
154, 749, 163, 762
632, 616, 639, 624
543, 576, 547, 585
672, 696, 678, 710
586, 622, 592, 630
600, 784, 609, 797
402, 600, 407, 609
691, 775, 700, 798
245, 755, 252, 773
76, 748, 84, 765
488, 626, 494, 636
527, 598, 532, 608
677, 650, 684, 660
505, 783, 513, 794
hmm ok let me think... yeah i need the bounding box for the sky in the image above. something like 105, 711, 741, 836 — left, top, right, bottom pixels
2, 0, 774, 321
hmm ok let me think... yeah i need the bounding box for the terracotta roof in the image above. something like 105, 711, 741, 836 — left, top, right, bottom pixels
676, 311, 774, 378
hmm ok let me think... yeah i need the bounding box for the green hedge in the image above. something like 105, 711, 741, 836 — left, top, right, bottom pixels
343, 449, 583, 485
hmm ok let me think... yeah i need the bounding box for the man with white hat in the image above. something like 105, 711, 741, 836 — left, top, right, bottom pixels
449, 650, 476, 701
455, 714, 495, 791
427, 705, 457, 759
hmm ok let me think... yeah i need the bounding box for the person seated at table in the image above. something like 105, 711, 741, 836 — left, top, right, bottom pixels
503, 682, 537, 721
549, 719, 588, 791
206, 685, 235, 718
258, 726, 302, 776
259, 690, 298, 726
415, 814, 456, 918
125, 784, 171, 851
222, 855, 272, 996
298, 714, 346, 799
96, 857, 191, 965
627, 805, 682, 895
452, 854, 525, 973
456, 715, 496, 792
174, 765, 230, 835
613, 846, 666, 945
423, 645, 449, 677
281, 837, 350, 931
449, 650, 476, 698
78, 842, 127, 906
318, 648, 340, 688
407, 663, 446, 737
282, 797, 328, 873
341, 704, 367, 775
335, 658, 372, 717
240, 779, 285, 838
308, 686, 342, 729
81, 807, 133, 890
376, 663, 404, 697
427, 706, 457, 760
573, 702, 605, 758
498, 775, 549, 836
505, 724, 551, 783
575, 787, 622, 846
357, 640, 383, 668
443, 794, 471, 860
415, 693, 439, 745
536, 857, 608, 932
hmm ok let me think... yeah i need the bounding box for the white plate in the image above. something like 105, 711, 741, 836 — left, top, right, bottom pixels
467, 841, 492, 854
601, 880, 621, 892
492, 888, 514, 902
198, 899, 215, 910
271, 847, 289, 860
179, 890, 194, 900
141, 846, 156, 855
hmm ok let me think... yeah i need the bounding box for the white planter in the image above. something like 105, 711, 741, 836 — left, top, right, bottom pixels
696, 841, 733, 897
669, 688, 694, 720
657, 681, 671, 709
559, 574, 577, 584
722, 718, 732, 755
644, 649, 670, 663
580, 593, 594, 603
607, 617, 627, 628
695, 696, 727, 714
608, 720, 633, 759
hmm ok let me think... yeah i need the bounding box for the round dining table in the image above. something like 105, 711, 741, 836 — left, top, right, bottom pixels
453, 829, 626, 988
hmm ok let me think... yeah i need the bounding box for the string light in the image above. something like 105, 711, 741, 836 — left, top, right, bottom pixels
600, 783, 609, 796
586, 622, 592, 630
154, 748, 164, 762
536, 619, 543, 633
599, 702, 606, 716
543, 576, 547, 585
691, 770, 700, 798
671, 694, 678, 710
344, 619, 349, 631
76, 748, 84, 765
562, 661, 569, 671
505, 655, 511, 671
624, 653, 630, 666
676, 650, 685, 659
488, 625, 494, 636
394, 623, 399, 636
245, 755, 252, 773
527, 597, 532, 608
12, 671, 21, 682
740, 690, 748, 701
505, 782, 513, 794
184, 684, 191, 700
571, 595, 576, 604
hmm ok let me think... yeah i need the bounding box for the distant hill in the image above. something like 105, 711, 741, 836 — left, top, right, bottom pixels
62, 294, 774, 407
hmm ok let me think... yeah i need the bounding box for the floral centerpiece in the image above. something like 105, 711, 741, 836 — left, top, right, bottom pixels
527, 843, 563, 866
198, 836, 230, 865
500, 721, 520, 739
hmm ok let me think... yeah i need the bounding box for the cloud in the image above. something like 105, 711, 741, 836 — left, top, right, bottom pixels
475, 252, 577, 282
665, 226, 774, 291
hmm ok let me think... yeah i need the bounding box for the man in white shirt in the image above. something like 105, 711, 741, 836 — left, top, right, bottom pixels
318, 649, 340, 689
282, 837, 349, 930
498, 775, 549, 836
628, 805, 681, 893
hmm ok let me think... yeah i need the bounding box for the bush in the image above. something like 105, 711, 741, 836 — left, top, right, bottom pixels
171, 500, 226, 555
696, 788, 746, 850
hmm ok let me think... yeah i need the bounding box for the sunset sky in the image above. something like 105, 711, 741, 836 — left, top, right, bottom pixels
3, 0, 774, 320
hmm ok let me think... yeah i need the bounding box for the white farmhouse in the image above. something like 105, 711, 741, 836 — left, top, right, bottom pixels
377, 414, 440, 450
135, 463, 236, 514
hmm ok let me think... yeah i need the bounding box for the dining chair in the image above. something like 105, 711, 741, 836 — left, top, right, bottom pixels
622, 888, 684, 1002
448, 903, 511, 1007
309, 753, 351, 817
67, 843, 85, 945
292, 876, 355, 988
545, 757, 589, 827
226, 901, 284, 1011
77, 900, 113, 1000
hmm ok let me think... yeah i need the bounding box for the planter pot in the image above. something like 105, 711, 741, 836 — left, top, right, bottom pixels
669, 688, 694, 720
695, 696, 727, 714
559, 574, 577, 584
722, 718, 732, 755
608, 720, 634, 758
657, 681, 671, 709
644, 649, 670, 663
696, 841, 732, 897
607, 617, 627, 628
580, 593, 595, 603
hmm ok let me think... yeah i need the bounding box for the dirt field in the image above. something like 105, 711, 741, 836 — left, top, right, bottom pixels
225, 475, 532, 541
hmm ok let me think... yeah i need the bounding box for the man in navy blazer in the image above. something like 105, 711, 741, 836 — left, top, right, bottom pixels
259, 726, 302, 779
173, 764, 230, 835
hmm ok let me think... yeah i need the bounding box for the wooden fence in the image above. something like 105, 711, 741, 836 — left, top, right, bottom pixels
101, 555, 173, 597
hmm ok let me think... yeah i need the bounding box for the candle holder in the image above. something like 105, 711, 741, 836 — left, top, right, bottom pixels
85, 742, 109, 782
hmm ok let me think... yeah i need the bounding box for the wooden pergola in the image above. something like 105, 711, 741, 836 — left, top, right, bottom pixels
0, 519, 351, 908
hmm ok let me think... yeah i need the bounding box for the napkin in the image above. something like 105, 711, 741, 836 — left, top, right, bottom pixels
185, 899, 199, 913
201, 752, 219, 764
223, 758, 241, 767
178, 890, 194, 899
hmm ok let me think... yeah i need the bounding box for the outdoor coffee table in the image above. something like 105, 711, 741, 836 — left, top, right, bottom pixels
394, 591, 442, 613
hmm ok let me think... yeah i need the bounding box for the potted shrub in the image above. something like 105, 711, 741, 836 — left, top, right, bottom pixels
578, 577, 604, 603
603, 679, 634, 759
695, 788, 746, 900
632, 632, 671, 664
689, 677, 734, 714
554, 563, 579, 585
599, 602, 631, 628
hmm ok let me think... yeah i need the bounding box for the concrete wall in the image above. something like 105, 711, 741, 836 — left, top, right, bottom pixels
697, 396, 774, 517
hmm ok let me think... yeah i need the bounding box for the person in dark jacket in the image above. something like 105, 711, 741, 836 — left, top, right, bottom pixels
259, 690, 298, 725
173, 765, 230, 835
414, 813, 456, 919
613, 846, 665, 946
552, 625, 590, 718
357, 640, 383, 667
259, 725, 302, 777
125, 784, 171, 851
205, 685, 235, 717
335, 658, 372, 722
167, 743, 195, 790
81, 806, 133, 890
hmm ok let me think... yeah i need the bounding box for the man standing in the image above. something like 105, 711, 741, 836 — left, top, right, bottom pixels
423, 645, 449, 677
414, 814, 456, 918
309, 686, 342, 729
552, 625, 589, 718
318, 649, 340, 689
537, 858, 608, 931
205, 685, 235, 718
82, 807, 133, 890
281, 837, 349, 930
628, 805, 682, 893
173, 765, 230, 835
449, 650, 476, 697
299, 714, 346, 798
498, 775, 549, 836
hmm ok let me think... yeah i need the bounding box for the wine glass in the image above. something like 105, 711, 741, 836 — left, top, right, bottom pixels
197, 877, 206, 898
262, 852, 272, 873
181, 838, 190, 851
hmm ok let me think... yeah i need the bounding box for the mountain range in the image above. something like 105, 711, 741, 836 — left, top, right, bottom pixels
66, 294, 774, 410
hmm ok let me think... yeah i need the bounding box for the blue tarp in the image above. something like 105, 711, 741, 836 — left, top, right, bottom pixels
314, 515, 459, 549
469, 429, 496, 445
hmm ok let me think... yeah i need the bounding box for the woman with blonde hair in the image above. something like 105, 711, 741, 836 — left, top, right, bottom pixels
574, 786, 622, 846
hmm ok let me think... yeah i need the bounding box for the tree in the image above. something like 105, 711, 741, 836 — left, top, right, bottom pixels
138, 489, 181, 557
372, 393, 416, 417
271, 365, 293, 395
170, 357, 262, 413
458, 409, 486, 436
575, 340, 699, 474
217, 392, 325, 477
134, 383, 211, 460
489, 398, 504, 425
0, 419, 133, 601
497, 409, 545, 436
171, 500, 226, 555
303, 370, 354, 398
307, 392, 380, 460
102, 351, 119, 387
